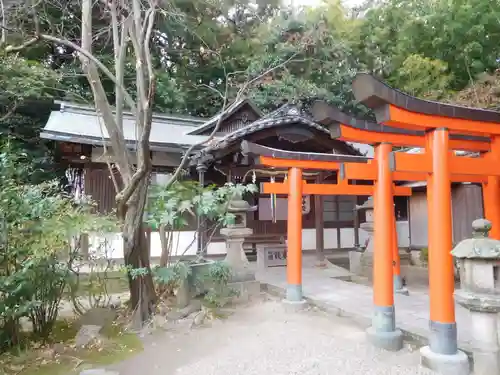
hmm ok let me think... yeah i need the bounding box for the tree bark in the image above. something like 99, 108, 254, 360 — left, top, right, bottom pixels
122, 177, 156, 324
159, 224, 171, 267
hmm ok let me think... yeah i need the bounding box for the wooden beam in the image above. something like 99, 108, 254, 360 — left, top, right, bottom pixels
259, 156, 342, 170
386, 105, 500, 136
334, 124, 490, 152
342, 162, 487, 183
262, 181, 411, 196
393, 152, 500, 176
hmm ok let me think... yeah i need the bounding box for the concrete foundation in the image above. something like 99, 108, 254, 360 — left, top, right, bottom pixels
429, 321, 458, 355
366, 326, 404, 352
420, 346, 470, 375
282, 298, 308, 312
286, 284, 303, 302
366, 305, 403, 351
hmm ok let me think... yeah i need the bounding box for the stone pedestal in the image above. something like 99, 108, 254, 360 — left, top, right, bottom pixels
356, 198, 375, 279
220, 227, 255, 282
359, 221, 375, 275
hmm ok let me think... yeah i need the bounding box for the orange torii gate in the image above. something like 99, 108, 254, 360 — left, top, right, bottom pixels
241, 141, 412, 305
329, 73, 500, 373
255, 147, 412, 294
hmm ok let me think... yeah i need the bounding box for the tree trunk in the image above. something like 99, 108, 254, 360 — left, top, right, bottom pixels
122, 178, 156, 324
159, 224, 171, 267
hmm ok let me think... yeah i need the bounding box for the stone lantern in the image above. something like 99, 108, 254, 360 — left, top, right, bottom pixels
349, 197, 375, 277
220, 193, 257, 282
452, 218, 500, 375
358, 196, 375, 252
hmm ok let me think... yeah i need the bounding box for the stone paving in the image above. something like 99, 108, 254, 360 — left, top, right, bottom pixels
255, 258, 474, 352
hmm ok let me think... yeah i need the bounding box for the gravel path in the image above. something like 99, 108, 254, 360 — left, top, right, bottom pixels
113, 297, 436, 375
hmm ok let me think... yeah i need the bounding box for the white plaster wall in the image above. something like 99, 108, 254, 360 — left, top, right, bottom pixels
88, 231, 227, 260
88, 220, 410, 260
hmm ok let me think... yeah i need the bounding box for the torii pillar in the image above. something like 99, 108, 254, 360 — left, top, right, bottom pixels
285, 167, 307, 308
366, 143, 403, 351
421, 128, 469, 374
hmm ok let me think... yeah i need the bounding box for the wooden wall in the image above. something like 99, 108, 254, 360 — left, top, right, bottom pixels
84, 167, 117, 214
452, 184, 484, 244
409, 191, 428, 248
409, 184, 484, 248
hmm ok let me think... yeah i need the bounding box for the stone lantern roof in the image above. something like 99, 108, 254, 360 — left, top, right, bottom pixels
451, 219, 500, 259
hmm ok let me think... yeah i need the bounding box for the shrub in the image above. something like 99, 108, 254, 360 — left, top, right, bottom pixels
0, 150, 116, 350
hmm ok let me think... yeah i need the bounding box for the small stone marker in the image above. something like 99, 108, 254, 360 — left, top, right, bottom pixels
75, 324, 102, 347
256, 244, 287, 271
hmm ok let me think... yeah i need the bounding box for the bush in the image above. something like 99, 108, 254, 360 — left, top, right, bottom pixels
0, 150, 116, 351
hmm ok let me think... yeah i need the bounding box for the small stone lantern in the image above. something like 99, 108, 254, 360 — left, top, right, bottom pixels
349, 197, 375, 277
452, 219, 500, 375
357, 197, 375, 253
220, 193, 257, 282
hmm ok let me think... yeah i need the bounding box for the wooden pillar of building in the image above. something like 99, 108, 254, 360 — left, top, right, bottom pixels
427, 128, 458, 355
286, 167, 304, 303
196, 163, 207, 255
314, 173, 326, 265
367, 143, 403, 351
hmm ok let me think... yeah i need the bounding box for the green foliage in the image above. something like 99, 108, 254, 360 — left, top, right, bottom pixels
147, 181, 258, 230
358, 0, 500, 92
0, 55, 64, 184
203, 261, 235, 308
0, 150, 117, 350
0, 55, 61, 104
153, 262, 192, 294
391, 54, 453, 99
245, 4, 366, 114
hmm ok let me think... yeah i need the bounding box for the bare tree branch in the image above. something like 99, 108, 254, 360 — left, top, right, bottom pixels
162, 54, 300, 191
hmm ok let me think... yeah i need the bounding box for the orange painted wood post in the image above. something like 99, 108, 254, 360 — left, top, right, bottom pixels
425, 131, 434, 265
286, 167, 304, 302
483, 177, 500, 239
427, 128, 458, 355
391, 210, 408, 295
367, 143, 403, 351
485, 137, 500, 239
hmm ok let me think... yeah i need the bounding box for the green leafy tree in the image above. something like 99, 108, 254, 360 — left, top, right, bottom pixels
244, 3, 367, 115
358, 0, 500, 91
147, 180, 257, 266
0, 55, 64, 183
391, 54, 453, 99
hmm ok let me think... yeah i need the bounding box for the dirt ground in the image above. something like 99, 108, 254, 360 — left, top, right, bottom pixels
110, 295, 436, 375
